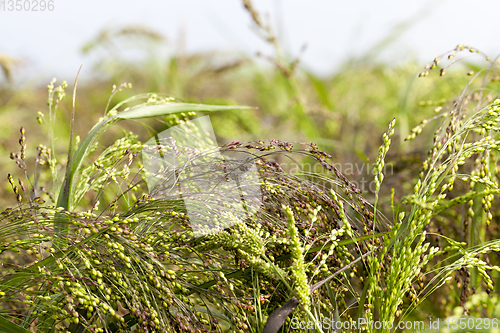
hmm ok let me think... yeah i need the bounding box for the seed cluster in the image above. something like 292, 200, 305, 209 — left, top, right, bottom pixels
4, 58, 500, 331
366, 48, 500, 325
2, 127, 384, 332
2, 108, 388, 332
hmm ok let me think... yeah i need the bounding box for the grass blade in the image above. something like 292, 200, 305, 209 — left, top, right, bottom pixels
116, 103, 253, 120
262, 297, 299, 333
0, 315, 31, 333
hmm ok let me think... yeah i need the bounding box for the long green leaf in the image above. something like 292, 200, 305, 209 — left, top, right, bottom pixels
357, 276, 371, 322
116, 103, 252, 120
0, 315, 31, 333
55, 119, 112, 233
262, 297, 299, 333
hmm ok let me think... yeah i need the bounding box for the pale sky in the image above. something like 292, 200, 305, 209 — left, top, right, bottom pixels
1, 0, 499, 84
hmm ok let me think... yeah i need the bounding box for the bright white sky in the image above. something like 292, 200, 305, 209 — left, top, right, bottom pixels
1, 0, 499, 85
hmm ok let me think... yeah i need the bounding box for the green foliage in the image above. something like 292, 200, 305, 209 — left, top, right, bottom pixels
2, 3, 500, 332
0, 88, 386, 331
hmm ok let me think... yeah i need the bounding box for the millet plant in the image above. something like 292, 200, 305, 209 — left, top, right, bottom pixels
0, 74, 388, 332
2, 43, 500, 333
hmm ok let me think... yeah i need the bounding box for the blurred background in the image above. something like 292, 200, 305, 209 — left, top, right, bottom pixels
2, 0, 500, 82
0, 0, 498, 203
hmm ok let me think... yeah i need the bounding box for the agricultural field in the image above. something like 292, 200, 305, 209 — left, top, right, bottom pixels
1, 2, 500, 332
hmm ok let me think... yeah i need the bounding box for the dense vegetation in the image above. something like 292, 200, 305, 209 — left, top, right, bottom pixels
2, 2, 500, 332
